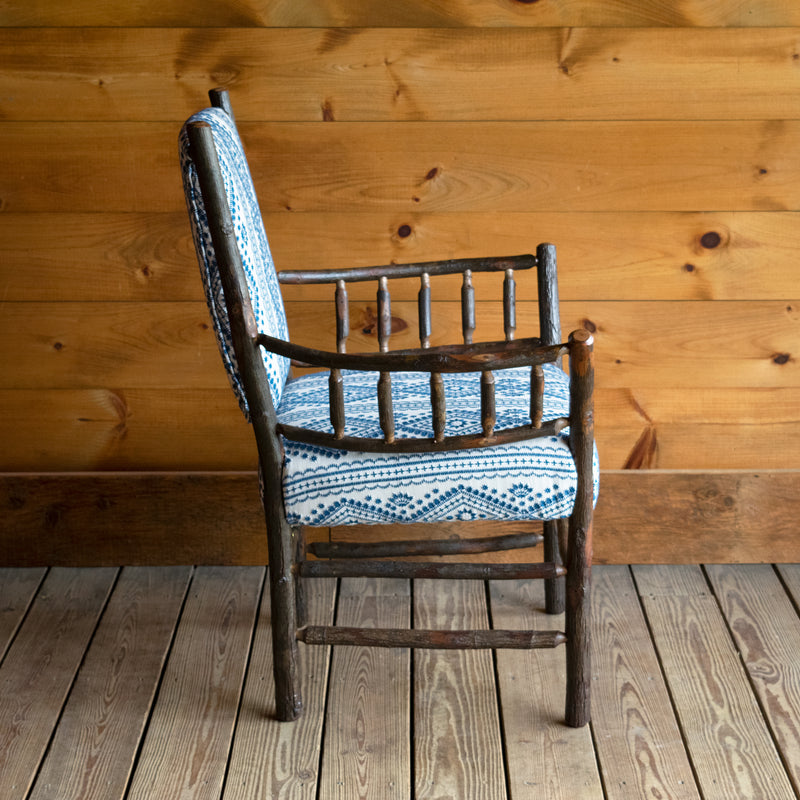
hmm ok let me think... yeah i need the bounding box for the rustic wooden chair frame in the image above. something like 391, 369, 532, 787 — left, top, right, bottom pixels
184, 89, 595, 728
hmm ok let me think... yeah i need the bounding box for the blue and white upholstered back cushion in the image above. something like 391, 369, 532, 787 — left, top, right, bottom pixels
179, 107, 290, 416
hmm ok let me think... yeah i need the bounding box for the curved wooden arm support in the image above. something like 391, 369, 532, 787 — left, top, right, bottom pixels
257, 333, 566, 374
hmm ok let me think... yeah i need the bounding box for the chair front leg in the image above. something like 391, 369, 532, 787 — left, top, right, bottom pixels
564, 510, 592, 728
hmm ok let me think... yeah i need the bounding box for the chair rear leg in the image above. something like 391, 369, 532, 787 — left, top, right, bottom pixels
565, 512, 592, 728
265, 515, 303, 721
544, 518, 567, 614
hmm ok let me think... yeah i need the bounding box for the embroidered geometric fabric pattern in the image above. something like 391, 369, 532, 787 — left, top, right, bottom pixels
178, 105, 599, 528
179, 108, 290, 415
277, 365, 600, 526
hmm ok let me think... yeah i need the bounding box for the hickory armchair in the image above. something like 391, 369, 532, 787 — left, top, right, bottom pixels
179, 89, 597, 727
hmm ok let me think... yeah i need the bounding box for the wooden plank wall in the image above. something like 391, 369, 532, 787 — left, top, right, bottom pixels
1, 1, 799, 564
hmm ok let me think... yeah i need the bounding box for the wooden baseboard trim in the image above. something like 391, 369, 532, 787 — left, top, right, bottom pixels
1, 471, 797, 566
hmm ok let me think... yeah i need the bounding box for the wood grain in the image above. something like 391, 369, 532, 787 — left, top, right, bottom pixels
489, 579, 602, 798
2, 0, 798, 27
413, 579, 505, 799
2, 300, 796, 392
705, 564, 800, 795
289, 299, 800, 390
0, 567, 45, 658
320, 577, 410, 799
4, 211, 799, 303
3, 28, 800, 122
28, 567, 191, 800
223, 576, 336, 800
126, 566, 264, 800
0, 567, 117, 800
634, 565, 796, 799
1, 384, 797, 472
2, 120, 799, 213
0, 213, 198, 302
590, 567, 699, 799
0, 301, 225, 390
0, 472, 275, 566
2, 471, 799, 567
0, 389, 251, 471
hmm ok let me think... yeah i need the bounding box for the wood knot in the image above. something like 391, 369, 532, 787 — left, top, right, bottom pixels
397, 224, 412, 238
53, 341, 64, 351
580, 318, 597, 333
683, 263, 696, 272
425, 167, 439, 181
700, 231, 722, 249
773, 352, 791, 365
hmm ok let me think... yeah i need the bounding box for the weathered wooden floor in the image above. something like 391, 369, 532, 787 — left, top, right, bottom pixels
2, 564, 800, 799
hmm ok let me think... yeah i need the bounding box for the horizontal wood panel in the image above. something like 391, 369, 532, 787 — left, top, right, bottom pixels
0, 389, 253, 472
4, 211, 800, 302
2, 471, 798, 566
2, 121, 799, 213
2, 1, 799, 27
4, 28, 800, 122
0, 473, 323, 566
1, 386, 797, 472
1, 300, 797, 390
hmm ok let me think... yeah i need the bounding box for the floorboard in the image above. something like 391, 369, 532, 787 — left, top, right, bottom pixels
319, 577, 411, 799
0, 566, 46, 659
414, 579, 506, 800
222, 576, 336, 800
705, 564, 800, 796
490, 578, 602, 799
0, 567, 117, 800
2, 564, 800, 799
591, 567, 698, 800
634, 565, 796, 800
125, 566, 264, 800
28, 566, 191, 800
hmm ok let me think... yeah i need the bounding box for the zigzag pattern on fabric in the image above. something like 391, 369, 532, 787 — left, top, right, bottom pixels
277, 366, 599, 526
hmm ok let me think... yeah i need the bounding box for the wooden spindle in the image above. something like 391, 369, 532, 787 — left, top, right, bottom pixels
430, 372, 445, 442
503, 268, 516, 341
461, 269, 475, 344
530, 364, 544, 428
378, 371, 395, 443
419, 272, 432, 348
329, 368, 345, 439
377, 276, 391, 353
481, 371, 496, 438
335, 279, 349, 353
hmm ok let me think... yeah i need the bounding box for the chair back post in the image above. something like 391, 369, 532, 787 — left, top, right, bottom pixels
186, 120, 301, 719
536, 243, 561, 346
208, 87, 236, 121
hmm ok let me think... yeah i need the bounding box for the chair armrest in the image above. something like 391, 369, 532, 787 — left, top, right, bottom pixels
277, 254, 535, 285
256, 332, 566, 374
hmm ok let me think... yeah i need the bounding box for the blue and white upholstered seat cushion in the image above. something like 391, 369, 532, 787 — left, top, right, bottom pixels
277, 364, 599, 527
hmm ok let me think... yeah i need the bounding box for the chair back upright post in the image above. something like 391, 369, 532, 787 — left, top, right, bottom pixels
185, 113, 302, 721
